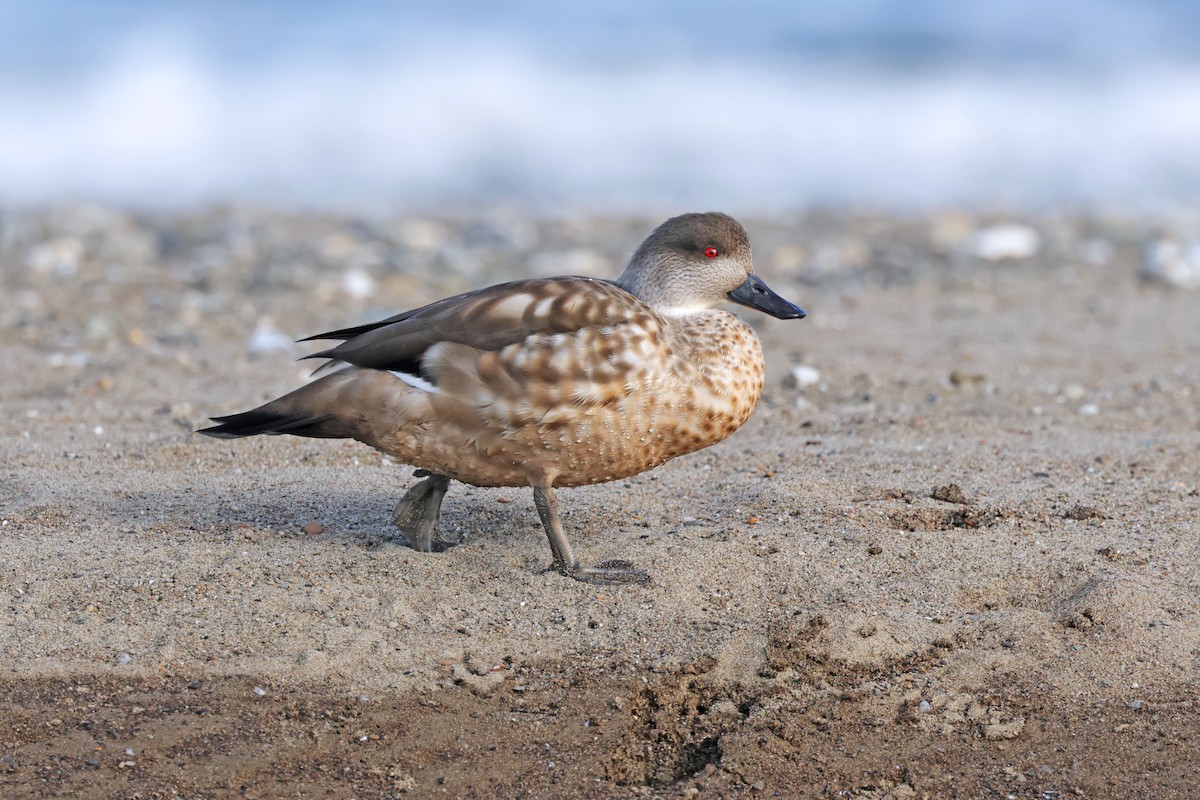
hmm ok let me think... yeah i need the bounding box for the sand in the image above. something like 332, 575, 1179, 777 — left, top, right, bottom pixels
1, 205, 1198, 798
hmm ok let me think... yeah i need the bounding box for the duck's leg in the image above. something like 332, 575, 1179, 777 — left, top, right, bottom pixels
393, 472, 456, 552
531, 482, 649, 585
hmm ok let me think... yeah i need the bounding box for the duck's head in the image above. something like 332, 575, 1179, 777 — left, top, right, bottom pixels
616, 212, 806, 320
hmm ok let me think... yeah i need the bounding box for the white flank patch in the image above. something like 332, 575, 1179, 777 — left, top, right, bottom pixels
389, 370, 438, 393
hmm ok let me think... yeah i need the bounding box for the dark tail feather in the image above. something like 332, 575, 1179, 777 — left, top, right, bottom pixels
198, 370, 365, 440
198, 408, 347, 439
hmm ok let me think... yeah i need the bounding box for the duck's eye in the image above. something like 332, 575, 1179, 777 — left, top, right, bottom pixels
704, 246, 719, 258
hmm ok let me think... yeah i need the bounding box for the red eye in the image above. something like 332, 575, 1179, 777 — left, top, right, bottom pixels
704, 246, 718, 258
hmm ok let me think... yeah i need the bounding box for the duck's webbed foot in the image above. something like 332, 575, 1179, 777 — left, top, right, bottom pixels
392, 472, 456, 552
563, 559, 650, 585
532, 483, 651, 586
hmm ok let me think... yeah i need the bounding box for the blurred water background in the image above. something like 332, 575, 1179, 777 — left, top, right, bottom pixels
2, 0, 1198, 213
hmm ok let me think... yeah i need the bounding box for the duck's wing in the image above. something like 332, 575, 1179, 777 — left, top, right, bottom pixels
201, 276, 667, 443
303, 276, 647, 379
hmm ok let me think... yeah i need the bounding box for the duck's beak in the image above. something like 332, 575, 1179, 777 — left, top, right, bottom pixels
727, 274, 806, 319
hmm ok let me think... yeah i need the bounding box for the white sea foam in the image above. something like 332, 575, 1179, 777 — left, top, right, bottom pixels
1, 23, 1198, 211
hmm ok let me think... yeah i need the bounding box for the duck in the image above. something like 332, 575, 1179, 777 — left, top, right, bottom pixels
200, 212, 806, 584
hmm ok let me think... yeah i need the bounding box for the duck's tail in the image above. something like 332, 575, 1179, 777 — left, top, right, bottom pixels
197, 371, 360, 440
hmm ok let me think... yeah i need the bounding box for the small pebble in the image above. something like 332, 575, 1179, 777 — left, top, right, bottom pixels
253, 686, 267, 696
948, 370, 986, 387
342, 268, 377, 299
1079, 404, 1099, 416
1143, 238, 1200, 289
47, 351, 92, 368
1063, 383, 1087, 400
970, 224, 1041, 261
931, 483, 968, 504
1064, 504, 1106, 521
788, 364, 821, 389
247, 321, 293, 354
303, 520, 325, 536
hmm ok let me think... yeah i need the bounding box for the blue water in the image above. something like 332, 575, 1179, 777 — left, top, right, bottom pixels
2, 1, 1198, 211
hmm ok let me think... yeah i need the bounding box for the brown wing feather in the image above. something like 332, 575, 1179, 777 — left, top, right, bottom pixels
304, 276, 636, 374
423, 306, 667, 433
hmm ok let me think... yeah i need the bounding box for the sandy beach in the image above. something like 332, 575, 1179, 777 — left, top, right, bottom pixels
2, 205, 1198, 798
